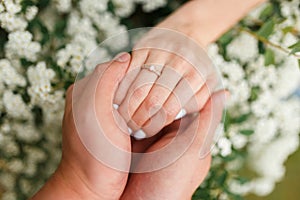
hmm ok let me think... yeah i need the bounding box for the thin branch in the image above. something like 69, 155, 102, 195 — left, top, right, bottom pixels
238, 27, 291, 54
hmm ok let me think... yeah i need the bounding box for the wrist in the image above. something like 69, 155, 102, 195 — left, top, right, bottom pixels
31, 161, 100, 200
157, 0, 266, 47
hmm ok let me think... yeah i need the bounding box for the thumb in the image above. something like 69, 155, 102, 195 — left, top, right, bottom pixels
72, 52, 132, 172
95, 52, 132, 135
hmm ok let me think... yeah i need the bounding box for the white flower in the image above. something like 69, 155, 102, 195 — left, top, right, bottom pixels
273, 98, 300, 135
0, 12, 27, 31
112, 0, 135, 17
227, 33, 258, 63
251, 91, 277, 117
67, 13, 97, 38
231, 134, 248, 149
20, 178, 34, 195
13, 122, 41, 143
0, 172, 16, 190
5, 31, 41, 61
0, 3, 4, 13
217, 137, 232, 157
135, 0, 167, 12
0, 135, 20, 156
25, 6, 38, 21
27, 62, 56, 102
54, 0, 71, 13
273, 57, 300, 98
221, 61, 245, 82
3, 0, 21, 14
24, 146, 47, 163
252, 118, 278, 144
0, 59, 26, 88
79, 0, 108, 18
7, 159, 24, 173
3, 90, 31, 119
251, 178, 275, 196
249, 135, 299, 184
228, 180, 252, 195
2, 191, 17, 200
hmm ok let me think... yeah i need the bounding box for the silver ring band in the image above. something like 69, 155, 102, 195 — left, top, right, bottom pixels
141, 64, 162, 76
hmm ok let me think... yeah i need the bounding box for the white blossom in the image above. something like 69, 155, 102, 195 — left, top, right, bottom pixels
251, 178, 275, 196
79, 0, 108, 18
2, 192, 17, 200
27, 62, 56, 102
0, 59, 26, 88
25, 6, 38, 21
112, 0, 135, 17
7, 159, 24, 173
5, 31, 41, 61
227, 33, 258, 63
135, 0, 167, 12
217, 137, 232, 157
0, 3, 4, 13
54, 0, 71, 13
252, 118, 278, 144
0, 12, 27, 31
3, 0, 21, 14
3, 90, 31, 119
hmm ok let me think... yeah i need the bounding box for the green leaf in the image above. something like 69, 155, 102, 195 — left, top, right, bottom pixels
218, 30, 234, 46
264, 48, 275, 66
259, 4, 273, 21
217, 171, 228, 185
282, 26, 294, 34
288, 41, 300, 55
257, 19, 275, 39
239, 129, 254, 136
232, 113, 251, 123
288, 41, 300, 49
250, 86, 260, 101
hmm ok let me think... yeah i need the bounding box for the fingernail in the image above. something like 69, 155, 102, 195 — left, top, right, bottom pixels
128, 127, 133, 135
175, 108, 186, 120
114, 52, 130, 62
133, 129, 146, 140
113, 103, 119, 109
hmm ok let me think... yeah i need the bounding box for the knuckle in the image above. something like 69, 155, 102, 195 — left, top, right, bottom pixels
94, 64, 106, 74
132, 86, 146, 100
165, 104, 180, 120
144, 94, 161, 111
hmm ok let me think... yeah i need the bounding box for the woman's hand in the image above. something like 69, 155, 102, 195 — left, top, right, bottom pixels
31, 53, 132, 200
121, 90, 228, 200
114, 28, 218, 139
113, 0, 265, 140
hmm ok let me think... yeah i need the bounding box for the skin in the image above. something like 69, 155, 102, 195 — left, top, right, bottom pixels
32, 0, 265, 199
114, 0, 266, 139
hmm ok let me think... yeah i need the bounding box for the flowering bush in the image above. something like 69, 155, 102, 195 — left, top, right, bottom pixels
0, 0, 299, 199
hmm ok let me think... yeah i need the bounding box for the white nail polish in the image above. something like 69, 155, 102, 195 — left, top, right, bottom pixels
133, 129, 146, 140
175, 109, 186, 120
128, 127, 133, 135
113, 104, 119, 109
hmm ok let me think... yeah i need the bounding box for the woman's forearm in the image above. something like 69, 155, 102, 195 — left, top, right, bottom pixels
157, 0, 266, 47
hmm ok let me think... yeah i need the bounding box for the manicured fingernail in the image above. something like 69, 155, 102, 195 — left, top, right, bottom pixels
113, 103, 119, 109
133, 129, 146, 140
175, 109, 186, 120
128, 127, 133, 135
114, 52, 130, 62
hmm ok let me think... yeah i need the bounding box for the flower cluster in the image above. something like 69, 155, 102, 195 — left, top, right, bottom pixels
0, 0, 299, 200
